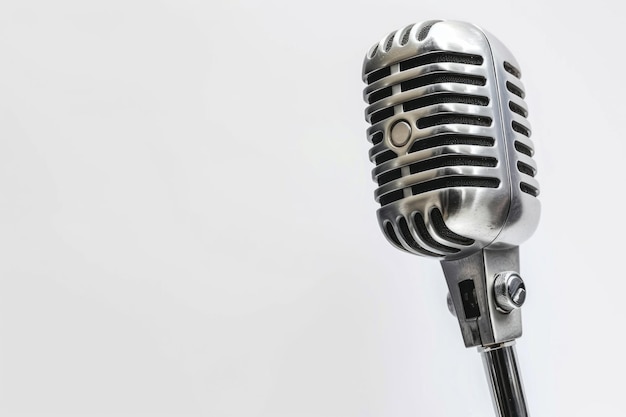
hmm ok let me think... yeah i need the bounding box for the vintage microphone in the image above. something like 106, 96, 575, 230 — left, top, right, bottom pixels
361, 20, 540, 417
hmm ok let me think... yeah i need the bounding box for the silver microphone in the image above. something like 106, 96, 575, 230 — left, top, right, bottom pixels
361, 20, 540, 417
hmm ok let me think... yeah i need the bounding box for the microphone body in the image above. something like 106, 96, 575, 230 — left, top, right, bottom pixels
362, 20, 539, 347
361, 20, 540, 417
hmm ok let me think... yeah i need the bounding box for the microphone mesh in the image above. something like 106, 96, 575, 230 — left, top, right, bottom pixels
417, 20, 441, 41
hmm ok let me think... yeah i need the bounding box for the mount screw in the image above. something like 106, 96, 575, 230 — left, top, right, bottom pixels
494, 272, 526, 313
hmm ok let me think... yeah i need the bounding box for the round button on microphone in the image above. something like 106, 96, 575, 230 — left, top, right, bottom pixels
390, 120, 412, 147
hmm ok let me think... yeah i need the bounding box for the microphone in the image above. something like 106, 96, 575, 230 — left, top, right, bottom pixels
361, 20, 540, 417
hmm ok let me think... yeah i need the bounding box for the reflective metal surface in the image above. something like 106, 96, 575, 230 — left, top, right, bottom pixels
494, 271, 526, 312
361, 19, 541, 348
441, 247, 523, 347
361, 20, 541, 417
480, 342, 529, 417
362, 20, 540, 259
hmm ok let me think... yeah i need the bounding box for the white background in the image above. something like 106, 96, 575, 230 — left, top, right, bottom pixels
0, 1, 623, 416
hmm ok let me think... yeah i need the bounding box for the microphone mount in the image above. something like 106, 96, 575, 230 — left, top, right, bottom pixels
442, 246, 523, 348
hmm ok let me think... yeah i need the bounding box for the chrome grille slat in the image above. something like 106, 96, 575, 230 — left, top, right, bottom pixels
411, 124, 496, 140
364, 62, 488, 98
374, 166, 502, 200
510, 112, 531, 131
408, 133, 495, 153
397, 216, 449, 256
364, 51, 485, 88
366, 83, 491, 114
410, 211, 462, 253
516, 153, 537, 173
372, 145, 500, 178
375, 154, 498, 186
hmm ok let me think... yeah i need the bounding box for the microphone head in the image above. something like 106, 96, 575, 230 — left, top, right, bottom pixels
362, 20, 540, 260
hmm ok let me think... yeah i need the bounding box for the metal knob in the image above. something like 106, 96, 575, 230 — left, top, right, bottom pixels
493, 272, 526, 313
446, 292, 456, 317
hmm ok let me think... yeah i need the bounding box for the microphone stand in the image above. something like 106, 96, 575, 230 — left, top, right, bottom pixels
480, 342, 529, 417
441, 247, 530, 417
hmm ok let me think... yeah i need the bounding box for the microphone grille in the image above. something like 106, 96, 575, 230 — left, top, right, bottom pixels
362, 20, 540, 259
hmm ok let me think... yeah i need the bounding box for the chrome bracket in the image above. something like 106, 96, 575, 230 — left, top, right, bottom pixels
440, 247, 523, 348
